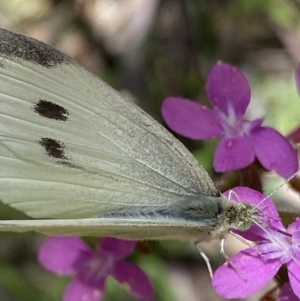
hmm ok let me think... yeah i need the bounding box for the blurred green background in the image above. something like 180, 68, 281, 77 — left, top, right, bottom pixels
0, 0, 300, 300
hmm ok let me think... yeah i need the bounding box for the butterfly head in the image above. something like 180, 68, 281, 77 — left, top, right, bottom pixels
222, 202, 260, 232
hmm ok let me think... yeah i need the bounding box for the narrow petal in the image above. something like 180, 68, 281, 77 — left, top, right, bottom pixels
206, 62, 251, 116
38, 236, 92, 275
287, 218, 300, 235
258, 249, 288, 262
161, 97, 223, 139
212, 248, 281, 299
257, 242, 283, 255
288, 258, 300, 299
98, 238, 136, 260
112, 262, 154, 301
248, 126, 298, 178
278, 282, 299, 301
214, 136, 255, 172
63, 277, 105, 301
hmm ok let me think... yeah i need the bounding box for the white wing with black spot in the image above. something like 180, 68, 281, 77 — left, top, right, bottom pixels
0, 28, 224, 238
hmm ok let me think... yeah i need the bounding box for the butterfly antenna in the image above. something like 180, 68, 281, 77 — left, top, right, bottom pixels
266, 169, 300, 200
250, 169, 300, 215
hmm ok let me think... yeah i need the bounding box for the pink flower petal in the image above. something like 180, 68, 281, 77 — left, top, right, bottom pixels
214, 136, 255, 172
63, 276, 105, 301
248, 126, 298, 178
112, 262, 154, 300
257, 242, 289, 261
287, 218, 300, 235
206, 62, 251, 117
161, 97, 223, 139
212, 248, 281, 299
278, 282, 299, 301
289, 219, 300, 248
38, 236, 92, 275
98, 238, 136, 260
288, 257, 300, 299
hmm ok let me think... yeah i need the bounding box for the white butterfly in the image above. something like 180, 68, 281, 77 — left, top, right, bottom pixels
0, 28, 257, 240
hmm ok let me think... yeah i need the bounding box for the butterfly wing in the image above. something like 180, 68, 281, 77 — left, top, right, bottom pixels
0, 218, 212, 241
0, 29, 221, 237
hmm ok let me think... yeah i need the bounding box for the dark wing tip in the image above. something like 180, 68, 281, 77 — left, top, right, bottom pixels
0, 28, 71, 67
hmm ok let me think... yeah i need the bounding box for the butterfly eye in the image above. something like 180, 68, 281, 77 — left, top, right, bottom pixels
236, 221, 252, 231
33, 100, 69, 121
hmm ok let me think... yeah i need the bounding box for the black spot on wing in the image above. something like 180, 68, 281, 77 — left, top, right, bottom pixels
33, 100, 69, 121
38, 138, 85, 171
39, 138, 68, 159
0, 28, 71, 67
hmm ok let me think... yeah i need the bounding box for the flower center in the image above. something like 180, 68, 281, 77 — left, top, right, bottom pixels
79, 251, 115, 285
215, 104, 263, 138
215, 107, 248, 138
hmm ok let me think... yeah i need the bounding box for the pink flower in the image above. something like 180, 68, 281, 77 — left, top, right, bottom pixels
212, 187, 300, 299
161, 62, 298, 178
38, 237, 154, 301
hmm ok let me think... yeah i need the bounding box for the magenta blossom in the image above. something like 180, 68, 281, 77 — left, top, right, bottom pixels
161, 62, 298, 178
38, 237, 154, 301
213, 187, 300, 299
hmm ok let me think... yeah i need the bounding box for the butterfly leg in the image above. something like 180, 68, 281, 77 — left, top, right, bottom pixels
194, 241, 213, 279
220, 238, 246, 281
